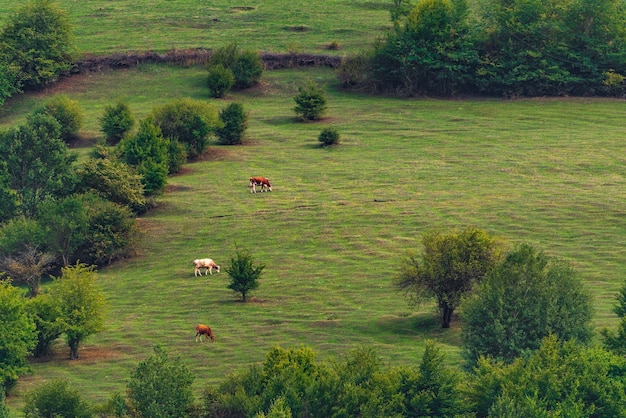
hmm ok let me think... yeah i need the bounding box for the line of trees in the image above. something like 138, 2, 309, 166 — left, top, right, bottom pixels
338, 0, 626, 97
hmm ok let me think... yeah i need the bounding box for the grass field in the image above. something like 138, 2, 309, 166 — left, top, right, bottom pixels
2, 65, 626, 413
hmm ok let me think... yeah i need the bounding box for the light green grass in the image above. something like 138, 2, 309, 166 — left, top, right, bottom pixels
0, 0, 391, 56
3, 66, 626, 413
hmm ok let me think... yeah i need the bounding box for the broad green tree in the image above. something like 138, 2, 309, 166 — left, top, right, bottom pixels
394, 226, 501, 328
26, 293, 63, 357
126, 345, 195, 418
0, 279, 37, 393
48, 263, 106, 360
23, 380, 92, 418
0, 0, 74, 89
38, 195, 88, 267
0, 113, 77, 217
462, 244, 594, 366
225, 248, 265, 302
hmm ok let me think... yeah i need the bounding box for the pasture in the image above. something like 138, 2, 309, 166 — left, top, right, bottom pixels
2, 65, 626, 411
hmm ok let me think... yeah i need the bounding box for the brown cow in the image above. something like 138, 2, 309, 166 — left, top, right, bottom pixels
195, 324, 215, 342
249, 176, 272, 193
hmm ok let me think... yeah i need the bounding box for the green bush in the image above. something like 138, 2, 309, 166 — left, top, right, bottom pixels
217, 102, 248, 145
99, 101, 135, 145
207, 64, 235, 98
166, 138, 188, 174
294, 80, 327, 121
232, 50, 264, 89
33, 95, 84, 144
23, 380, 92, 418
318, 127, 340, 146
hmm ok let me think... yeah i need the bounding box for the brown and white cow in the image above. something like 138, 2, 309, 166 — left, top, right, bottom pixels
193, 258, 220, 277
249, 176, 272, 193
195, 324, 215, 342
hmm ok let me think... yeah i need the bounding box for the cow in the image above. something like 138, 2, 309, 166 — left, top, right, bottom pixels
193, 258, 220, 277
249, 176, 272, 193
195, 324, 215, 342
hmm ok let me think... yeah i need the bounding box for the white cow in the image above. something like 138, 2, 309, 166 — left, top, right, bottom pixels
193, 258, 220, 277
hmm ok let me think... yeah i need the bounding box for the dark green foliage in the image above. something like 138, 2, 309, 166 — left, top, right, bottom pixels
207, 64, 235, 98
23, 380, 93, 418
0, 113, 77, 217
33, 95, 84, 144
0, 217, 46, 256
76, 157, 148, 214
0, 279, 37, 394
0, 162, 17, 223
151, 98, 221, 160
166, 138, 187, 174
48, 263, 106, 360
394, 226, 502, 328
0, 0, 74, 89
602, 281, 626, 355
225, 248, 265, 302
216, 102, 248, 145
0, 62, 20, 109
26, 293, 63, 357
462, 244, 594, 366
99, 101, 135, 145
0, 391, 9, 418
118, 118, 169, 195
465, 336, 626, 417
318, 127, 340, 146
293, 80, 328, 121
232, 49, 264, 89
126, 345, 195, 418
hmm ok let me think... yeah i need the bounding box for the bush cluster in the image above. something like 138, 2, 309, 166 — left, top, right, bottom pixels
207, 43, 264, 97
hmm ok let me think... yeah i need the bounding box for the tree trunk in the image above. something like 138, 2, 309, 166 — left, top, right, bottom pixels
441, 306, 454, 328
69, 339, 80, 360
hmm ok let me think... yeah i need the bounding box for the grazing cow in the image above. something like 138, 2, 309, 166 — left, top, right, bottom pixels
249, 176, 272, 193
193, 258, 220, 277
195, 324, 215, 342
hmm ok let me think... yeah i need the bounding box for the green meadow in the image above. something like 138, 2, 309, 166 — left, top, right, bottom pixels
1, 0, 626, 413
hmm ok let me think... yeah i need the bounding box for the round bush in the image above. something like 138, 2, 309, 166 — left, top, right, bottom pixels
34, 95, 84, 144
318, 127, 340, 146
216, 102, 248, 145
100, 101, 135, 145
207, 64, 235, 98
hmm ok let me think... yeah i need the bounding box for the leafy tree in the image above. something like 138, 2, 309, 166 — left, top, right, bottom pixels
293, 80, 328, 121
126, 345, 195, 418
0, 161, 17, 224
602, 281, 626, 355
318, 127, 340, 147
151, 98, 221, 160
26, 293, 63, 357
0, 217, 46, 256
48, 263, 106, 360
0, 0, 74, 89
23, 379, 93, 418
166, 138, 187, 175
76, 156, 148, 214
465, 336, 626, 417
0, 62, 20, 109
225, 248, 265, 302
216, 102, 248, 145
0, 113, 77, 217
37, 195, 88, 267
0, 245, 55, 297
207, 64, 235, 98
0, 279, 37, 394
232, 49, 264, 89
118, 118, 169, 195
33, 95, 84, 144
394, 226, 501, 328
462, 244, 594, 366
99, 101, 135, 145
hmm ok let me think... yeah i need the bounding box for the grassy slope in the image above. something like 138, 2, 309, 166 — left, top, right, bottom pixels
3, 66, 626, 412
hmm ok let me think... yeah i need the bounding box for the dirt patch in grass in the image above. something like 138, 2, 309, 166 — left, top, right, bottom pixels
30, 344, 127, 365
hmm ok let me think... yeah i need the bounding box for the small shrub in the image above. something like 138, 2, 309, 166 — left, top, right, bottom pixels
602, 69, 625, 97
318, 127, 340, 146
33, 95, 84, 144
327, 41, 340, 50
100, 101, 135, 145
217, 102, 248, 145
294, 80, 327, 121
167, 139, 188, 174
207, 64, 235, 98
23, 380, 93, 418
232, 50, 264, 89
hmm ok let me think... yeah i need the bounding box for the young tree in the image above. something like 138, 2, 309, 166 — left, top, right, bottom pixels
99, 101, 135, 145
207, 64, 235, 98
394, 226, 502, 328
318, 127, 340, 147
23, 380, 93, 418
151, 98, 221, 160
216, 102, 248, 145
225, 248, 265, 302
231, 49, 264, 89
461, 244, 594, 366
0, 0, 74, 89
33, 96, 84, 144
26, 293, 63, 357
126, 345, 195, 418
0, 245, 55, 297
48, 263, 106, 360
0, 113, 77, 217
0, 279, 37, 394
293, 80, 328, 121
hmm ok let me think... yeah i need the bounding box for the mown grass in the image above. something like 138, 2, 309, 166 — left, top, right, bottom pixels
2, 65, 626, 414
0, 0, 391, 56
